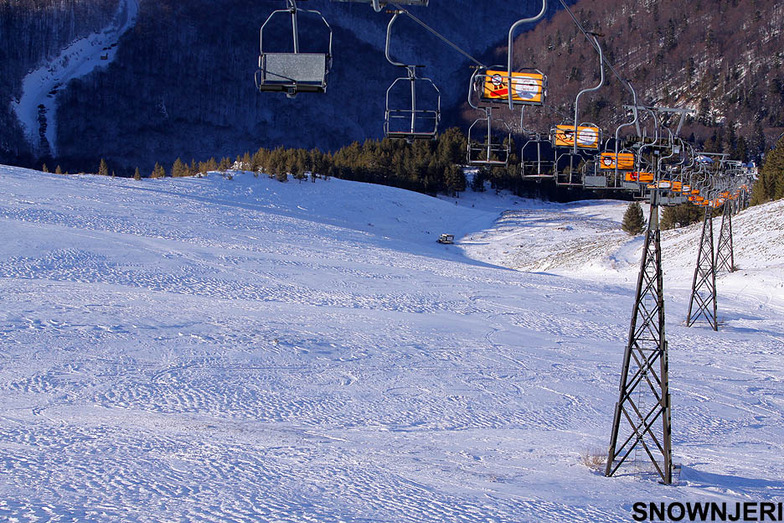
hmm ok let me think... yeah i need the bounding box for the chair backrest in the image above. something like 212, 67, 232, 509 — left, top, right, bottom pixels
479, 69, 546, 107
551, 124, 601, 150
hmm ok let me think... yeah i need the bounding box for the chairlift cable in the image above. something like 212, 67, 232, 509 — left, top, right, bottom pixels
389, 3, 487, 68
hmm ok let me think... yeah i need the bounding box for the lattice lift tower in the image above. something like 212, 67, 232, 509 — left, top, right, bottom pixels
606, 189, 673, 484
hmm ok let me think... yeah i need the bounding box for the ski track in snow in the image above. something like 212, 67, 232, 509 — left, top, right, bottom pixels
0, 166, 782, 522
11, 0, 139, 156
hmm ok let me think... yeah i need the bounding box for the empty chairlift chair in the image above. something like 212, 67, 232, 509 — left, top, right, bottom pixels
504, 0, 551, 175
256, 0, 333, 98
382, 9, 441, 141
521, 132, 555, 179
597, 103, 641, 190
549, 31, 605, 187
384, 66, 441, 140
467, 0, 548, 167
598, 147, 635, 188
466, 109, 511, 166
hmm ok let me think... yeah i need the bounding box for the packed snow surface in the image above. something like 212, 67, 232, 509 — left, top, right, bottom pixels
0, 165, 782, 521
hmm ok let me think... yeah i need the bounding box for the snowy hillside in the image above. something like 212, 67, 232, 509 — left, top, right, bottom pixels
0, 166, 782, 521
11, 0, 139, 157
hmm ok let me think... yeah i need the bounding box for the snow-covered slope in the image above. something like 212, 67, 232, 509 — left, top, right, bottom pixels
11, 0, 139, 156
0, 166, 782, 521
461, 197, 784, 294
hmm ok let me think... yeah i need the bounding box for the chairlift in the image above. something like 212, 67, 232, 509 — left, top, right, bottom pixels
467, 0, 548, 167
521, 132, 555, 179
549, 122, 601, 186
466, 67, 513, 166
467, 109, 512, 166
504, 1, 550, 174
550, 123, 602, 150
555, 31, 604, 153
599, 150, 635, 171
255, 0, 333, 98
653, 137, 691, 204
659, 164, 689, 205
596, 148, 634, 190
548, 31, 605, 187
384, 66, 441, 141
581, 156, 609, 189
382, 9, 441, 140
553, 150, 587, 187
477, 68, 547, 107
506, 0, 548, 111
602, 99, 641, 190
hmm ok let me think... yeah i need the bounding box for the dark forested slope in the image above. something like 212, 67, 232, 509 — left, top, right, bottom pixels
500, 0, 784, 161
5, 0, 560, 171
2, 0, 783, 172
0, 0, 119, 163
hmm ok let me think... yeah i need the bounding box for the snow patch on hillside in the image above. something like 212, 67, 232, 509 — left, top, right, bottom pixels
10, 0, 139, 156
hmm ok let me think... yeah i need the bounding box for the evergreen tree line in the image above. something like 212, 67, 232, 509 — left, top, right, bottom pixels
751, 135, 784, 205
57, 126, 641, 204
243, 128, 470, 196
61, 130, 784, 219
83, 128, 474, 198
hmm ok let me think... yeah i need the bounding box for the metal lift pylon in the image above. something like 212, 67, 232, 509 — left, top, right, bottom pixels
606, 192, 673, 484
716, 203, 735, 274
686, 207, 718, 330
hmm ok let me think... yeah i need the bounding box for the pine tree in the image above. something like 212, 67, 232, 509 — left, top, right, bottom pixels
444, 164, 467, 197
621, 201, 646, 235
218, 157, 231, 172
241, 152, 252, 171
436, 127, 467, 165
751, 136, 784, 205
98, 158, 109, 176
151, 162, 166, 179
661, 202, 703, 230
55, 165, 63, 175
171, 157, 187, 178
252, 148, 268, 174
751, 122, 767, 163
310, 148, 325, 180
133, 167, 142, 180
471, 168, 488, 192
